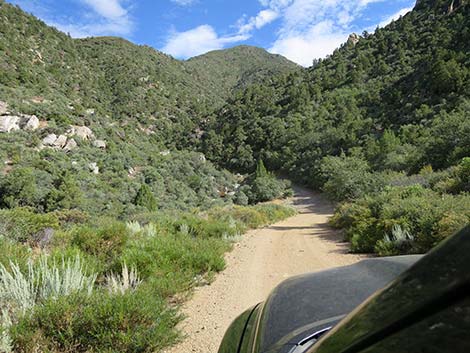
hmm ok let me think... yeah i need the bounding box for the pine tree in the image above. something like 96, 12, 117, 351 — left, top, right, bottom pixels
255, 159, 269, 178
134, 184, 157, 211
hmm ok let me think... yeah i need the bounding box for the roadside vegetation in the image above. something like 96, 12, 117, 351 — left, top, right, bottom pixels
328, 157, 470, 255
0, 204, 295, 352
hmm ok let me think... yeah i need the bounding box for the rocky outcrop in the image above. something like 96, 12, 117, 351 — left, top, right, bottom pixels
22, 115, 40, 131
0, 110, 40, 132
0, 116, 20, 132
88, 162, 99, 174
42, 134, 58, 146
53, 135, 68, 148
63, 138, 77, 151
42, 134, 77, 151
347, 33, 360, 46
67, 125, 94, 140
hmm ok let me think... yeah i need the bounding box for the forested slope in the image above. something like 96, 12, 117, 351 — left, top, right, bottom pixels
0, 0, 296, 217
203, 0, 470, 255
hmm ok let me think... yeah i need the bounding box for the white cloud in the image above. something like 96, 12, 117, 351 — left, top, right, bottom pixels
259, 0, 393, 66
269, 20, 348, 66
82, 0, 127, 19
237, 9, 280, 34
161, 25, 249, 58
170, 0, 196, 6
377, 7, 413, 28
50, 0, 133, 38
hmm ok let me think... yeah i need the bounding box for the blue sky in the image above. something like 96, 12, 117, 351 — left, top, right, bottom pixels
8, 0, 415, 66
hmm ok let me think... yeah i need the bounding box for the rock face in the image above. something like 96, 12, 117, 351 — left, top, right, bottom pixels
0, 116, 20, 132
42, 134, 77, 151
63, 138, 77, 151
53, 135, 68, 148
0, 101, 8, 115
347, 33, 360, 46
43, 134, 58, 146
93, 140, 107, 149
32, 228, 55, 248
23, 115, 40, 131
68, 125, 94, 140
88, 162, 99, 174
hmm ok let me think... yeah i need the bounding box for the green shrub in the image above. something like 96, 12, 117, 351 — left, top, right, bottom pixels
134, 184, 158, 211
120, 233, 229, 296
11, 288, 180, 353
0, 256, 96, 351
332, 185, 470, 255
248, 176, 288, 203
0, 239, 30, 271
320, 155, 381, 201
70, 221, 129, 272
375, 225, 415, 256
252, 204, 296, 223
240, 160, 292, 204
0, 208, 59, 243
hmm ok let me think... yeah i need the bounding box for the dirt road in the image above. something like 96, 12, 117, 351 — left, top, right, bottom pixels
164, 188, 364, 353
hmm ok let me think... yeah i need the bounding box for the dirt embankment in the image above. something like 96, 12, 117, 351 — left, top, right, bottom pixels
164, 188, 364, 353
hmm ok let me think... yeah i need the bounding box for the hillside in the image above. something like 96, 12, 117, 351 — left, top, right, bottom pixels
186, 45, 300, 102
0, 1, 297, 147
204, 0, 469, 254
0, 0, 297, 217
206, 0, 469, 174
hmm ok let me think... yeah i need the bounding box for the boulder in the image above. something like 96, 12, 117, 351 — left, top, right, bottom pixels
93, 139, 107, 149
32, 228, 55, 248
0, 116, 20, 132
160, 150, 171, 156
69, 125, 94, 140
42, 134, 58, 146
0, 101, 8, 115
63, 138, 77, 151
347, 33, 360, 46
88, 162, 99, 174
199, 154, 206, 162
23, 115, 40, 131
53, 135, 68, 148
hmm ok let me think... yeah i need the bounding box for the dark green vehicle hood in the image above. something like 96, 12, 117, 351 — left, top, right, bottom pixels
256, 256, 421, 353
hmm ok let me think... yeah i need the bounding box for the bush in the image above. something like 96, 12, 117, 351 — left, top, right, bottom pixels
0, 256, 96, 351
332, 185, 470, 255
120, 233, 229, 296
70, 221, 129, 273
0, 208, 59, 243
11, 288, 180, 353
375, 225, 415, 256
248, 176, 288, 203
320, 155, 381, 201
134, 184, 158, 211
240, 160, 292, 204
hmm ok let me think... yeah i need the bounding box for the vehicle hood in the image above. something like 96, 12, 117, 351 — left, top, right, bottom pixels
256, 255, 422, 353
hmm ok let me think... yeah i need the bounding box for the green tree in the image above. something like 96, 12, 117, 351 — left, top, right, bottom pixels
134, 184, 157, 211
255, 159, 269, 178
